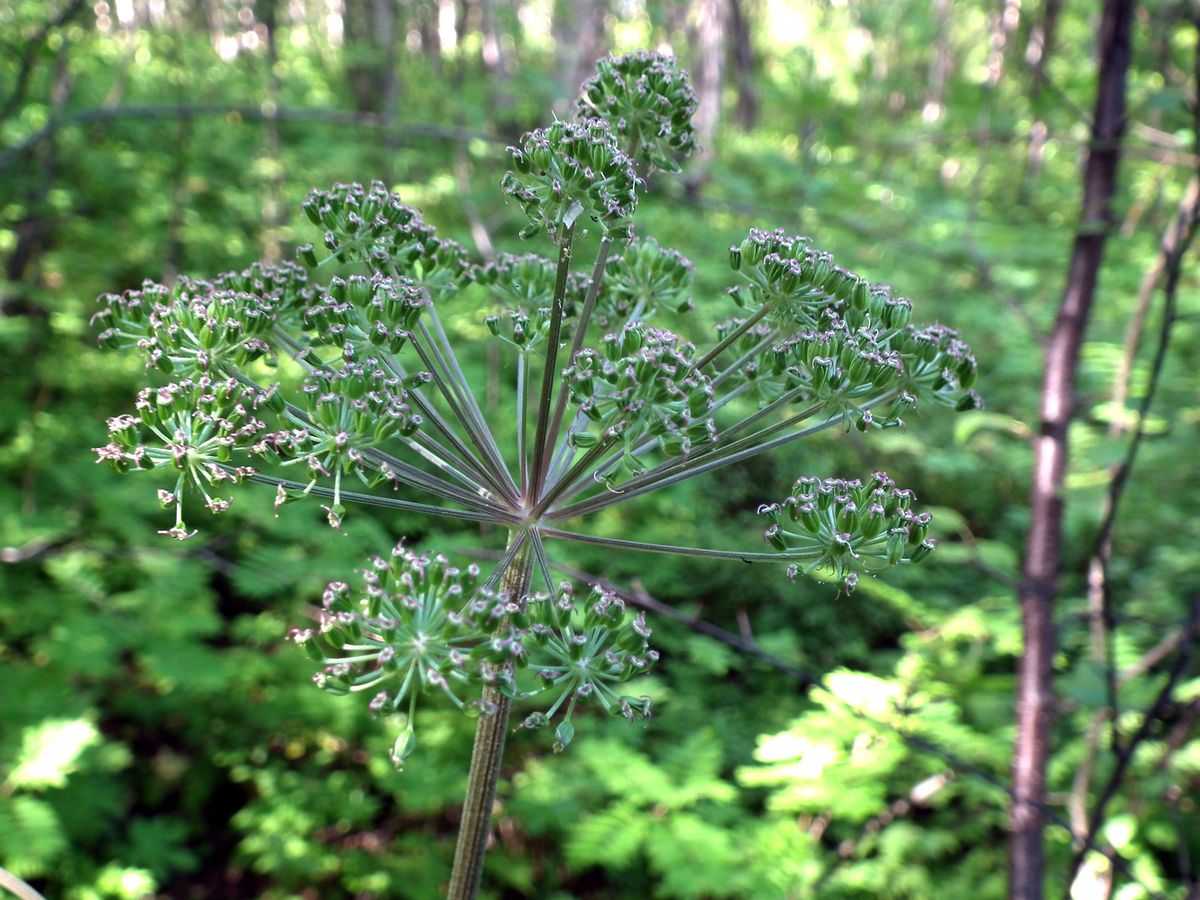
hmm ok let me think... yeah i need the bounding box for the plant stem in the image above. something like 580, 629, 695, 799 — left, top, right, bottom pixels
447, 530, 532, 900
694, 300, 773, 371
530, 223, 576, 497
540, 235, 615, 479
0, 867, 46, 900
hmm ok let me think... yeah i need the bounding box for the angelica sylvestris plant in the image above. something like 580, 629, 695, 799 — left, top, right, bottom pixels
94, 50, 979, 897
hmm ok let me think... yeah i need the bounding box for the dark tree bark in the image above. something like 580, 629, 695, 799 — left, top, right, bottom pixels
1010, 3, 1136, 899
728, 0, 758, 130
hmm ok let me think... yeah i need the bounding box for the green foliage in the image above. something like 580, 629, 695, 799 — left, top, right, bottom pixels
3, 1, 1199, 897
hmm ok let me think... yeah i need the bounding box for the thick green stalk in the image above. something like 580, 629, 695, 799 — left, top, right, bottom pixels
447, 531, 533, 900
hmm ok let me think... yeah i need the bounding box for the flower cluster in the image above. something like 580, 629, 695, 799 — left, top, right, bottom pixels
503, 119, 641, 241
892, 322, 981, 412
575, 51, 699, 174
758, 472, 936, 591
476, 252, 589, 316
302, 273, 429, 353
483, 306, 554, 353
290, 544, 656, 765
518, 583, 657, 751
563, 323, 716, 480
765, 310, 906, 428
714, 230, 980, 426
92, 266, 305, 374
298, 356, 422, 461
595, 237, 694, 328
477, 252, 589, 353
94, 54, 977, 777
301, 181, 471, 298
95, 376, 269, 537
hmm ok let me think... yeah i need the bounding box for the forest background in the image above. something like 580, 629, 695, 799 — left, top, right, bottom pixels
1, 1, 1198, 898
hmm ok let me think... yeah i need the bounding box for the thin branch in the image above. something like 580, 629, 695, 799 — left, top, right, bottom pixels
528, 528, 556, 592
419, 310, 517, 499
695, 301, 774, 372
542, 525, 796, 564
224, 363, 503, 513
1063, 589, 1200, 896
240, 471, 517, 525
539, 235, 615, 489
406, 322, 517, 503
0, 866, 47, 900
546, 402, 851, 522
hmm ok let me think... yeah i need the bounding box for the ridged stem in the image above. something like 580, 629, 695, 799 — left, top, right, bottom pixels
446, 530, 532, 900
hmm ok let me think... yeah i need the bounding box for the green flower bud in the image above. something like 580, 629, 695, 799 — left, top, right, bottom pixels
553, 720, 575, 753
910, 539, 936, 562
391, 726, 417, 768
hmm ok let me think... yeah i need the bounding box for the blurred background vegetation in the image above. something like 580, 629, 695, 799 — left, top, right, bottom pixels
1, 1, 1198, 897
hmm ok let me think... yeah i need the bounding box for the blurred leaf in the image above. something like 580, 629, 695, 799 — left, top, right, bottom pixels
7, 718, 100, 790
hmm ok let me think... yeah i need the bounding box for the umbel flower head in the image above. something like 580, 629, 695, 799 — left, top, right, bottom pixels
759, 472, 936, 594
290, 543, 656, 764
576, 50, 699, 173
594, 237, 695, 329
95, 52, 978, 767
563, 322, 716, 481
502, 118, 641, 240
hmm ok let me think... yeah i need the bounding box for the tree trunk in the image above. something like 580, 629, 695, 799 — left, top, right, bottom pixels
1010, 3, 1136, 899
344, 0, 400, 115
728, 0, 758, 131
551, 0, 609, 110
684, 0, 725, 195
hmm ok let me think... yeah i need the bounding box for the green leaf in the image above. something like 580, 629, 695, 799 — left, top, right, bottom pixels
7, 718, 100, 790
0, 796, 67, 877
565, 805, 648, 869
